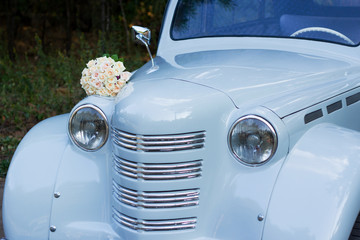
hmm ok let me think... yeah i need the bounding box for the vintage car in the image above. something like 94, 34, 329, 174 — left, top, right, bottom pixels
4, 0, 360, 239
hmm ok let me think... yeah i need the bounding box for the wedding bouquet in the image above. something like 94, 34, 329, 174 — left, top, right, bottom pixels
80, 55, 132, 97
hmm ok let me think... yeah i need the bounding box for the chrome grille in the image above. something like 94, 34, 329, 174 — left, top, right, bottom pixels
113, 208, 197, 231
113, 181, 200, 208
112, 128, 206, 152
113, 155, 202, 180
111, 128, 204, 234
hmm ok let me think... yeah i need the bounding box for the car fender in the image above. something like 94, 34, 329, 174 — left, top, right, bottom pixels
3, 114, 69, 240
263, 123, 360, 240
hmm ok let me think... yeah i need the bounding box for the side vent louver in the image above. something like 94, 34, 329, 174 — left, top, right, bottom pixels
327, 100, 342, 114
346, 92, 360, 106
304, 90, 360, 124
304, 109, 323, 124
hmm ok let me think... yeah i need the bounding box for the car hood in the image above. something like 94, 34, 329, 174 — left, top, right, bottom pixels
131, 49, 360, 118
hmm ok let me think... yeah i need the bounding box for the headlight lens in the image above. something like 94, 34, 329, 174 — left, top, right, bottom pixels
68, 104, 109, 151
229, 115, 277, 165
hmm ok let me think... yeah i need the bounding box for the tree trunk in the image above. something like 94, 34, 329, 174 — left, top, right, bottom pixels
106, 0, 110, 33
65, 0, 73, 55
101, 0, 106, 53
119, 0, 131, 54
6, 0, 16, 61
41, 13, 47, 53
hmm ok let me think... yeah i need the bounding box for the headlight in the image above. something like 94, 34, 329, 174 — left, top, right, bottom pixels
68, 104, 109, 151
229, 115, 277, 166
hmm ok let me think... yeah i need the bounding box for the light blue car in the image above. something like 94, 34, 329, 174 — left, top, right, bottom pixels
4, 0, 360, 239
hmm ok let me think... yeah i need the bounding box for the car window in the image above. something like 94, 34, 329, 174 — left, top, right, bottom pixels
315, 0, 360, 7
171, 0, 360, 46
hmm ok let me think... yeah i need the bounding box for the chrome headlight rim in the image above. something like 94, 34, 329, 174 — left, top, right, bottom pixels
228, 115, 278, 166
68, 104, 109, 152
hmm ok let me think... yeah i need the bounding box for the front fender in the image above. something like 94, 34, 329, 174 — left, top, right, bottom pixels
3, 114, 69, 240
3, 96, 120, 240
263, 123, 360, 239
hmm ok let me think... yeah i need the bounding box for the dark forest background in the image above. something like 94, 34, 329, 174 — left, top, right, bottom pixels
0, 0, 168, 176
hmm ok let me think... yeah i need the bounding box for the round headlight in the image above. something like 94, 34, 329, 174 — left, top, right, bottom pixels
68, 104, 109, 151
229, 115, 277, 166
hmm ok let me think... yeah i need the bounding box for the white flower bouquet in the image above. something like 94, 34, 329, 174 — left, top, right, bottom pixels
80, 55, 132, 97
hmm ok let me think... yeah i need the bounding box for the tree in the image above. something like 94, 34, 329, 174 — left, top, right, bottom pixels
65, 0, 75, 55
6, 0, 17, 61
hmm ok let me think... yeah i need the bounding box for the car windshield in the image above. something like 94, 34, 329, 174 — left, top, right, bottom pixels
171, 0, 360, 46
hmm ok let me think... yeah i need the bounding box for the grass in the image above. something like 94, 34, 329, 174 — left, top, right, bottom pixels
0, 31, 147, 177
0, 137, 20, 177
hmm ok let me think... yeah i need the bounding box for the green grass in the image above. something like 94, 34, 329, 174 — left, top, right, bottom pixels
0, 137, 20, 177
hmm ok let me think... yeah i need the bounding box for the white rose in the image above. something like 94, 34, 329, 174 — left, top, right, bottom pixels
80, 76, 90, 85
105, 82, 115, 90
107, 76, 117, 83
105, 68, 116, 78
98, 87, 112, 97
114, 61, 126, 72
86, 60, 96, 68
98, 73, 106, 82
107, 57, 115, 65
114, 80, 126, 93
91, 71, 100, 80
81, 83, 89, 89
81, 68, 89, 77
90, 79, 102, 89
97, 56, 107, 64
100, 60, 112, 72
89, 66, 97, 74
84, 84, 96, 95
120, 71, 132, 82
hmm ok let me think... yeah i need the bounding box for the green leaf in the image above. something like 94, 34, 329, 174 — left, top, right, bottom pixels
111, 54, 119, 61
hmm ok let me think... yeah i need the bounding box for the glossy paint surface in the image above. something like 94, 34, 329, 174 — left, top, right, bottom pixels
131, 49, 360, 118
4, 0, 360, 239
3, 114, 69, 240
111, 79, 289, 240
48, 96, 120, 240
263, 124, 360, 239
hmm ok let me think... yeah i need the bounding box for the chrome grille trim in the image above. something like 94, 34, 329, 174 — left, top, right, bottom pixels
113, 181, 200, 208
113, 155, 202, 180
112, 128, 206, 152
112, 208, 197, 231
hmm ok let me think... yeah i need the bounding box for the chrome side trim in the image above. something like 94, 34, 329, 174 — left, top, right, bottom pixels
113, 181, 200, 208
113, 155, 202, 180
112, 128, 206, 152
113, 208, 197, 231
